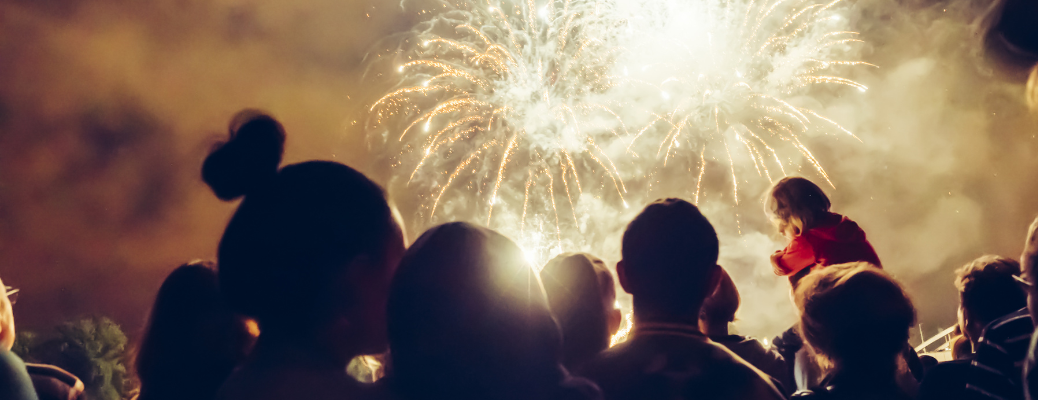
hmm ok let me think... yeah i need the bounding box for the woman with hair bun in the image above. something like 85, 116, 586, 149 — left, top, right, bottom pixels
204, 110, 406, 400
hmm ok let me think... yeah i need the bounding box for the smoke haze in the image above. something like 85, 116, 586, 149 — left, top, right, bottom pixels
1, 0, 1036, 343
0, 0, 414, 335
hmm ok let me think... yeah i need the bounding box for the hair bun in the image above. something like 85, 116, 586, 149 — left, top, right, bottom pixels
202, 110, 286, 200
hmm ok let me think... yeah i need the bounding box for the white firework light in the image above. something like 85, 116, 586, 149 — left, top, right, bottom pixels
617, 0, 870, 205
367, 0, 870, 264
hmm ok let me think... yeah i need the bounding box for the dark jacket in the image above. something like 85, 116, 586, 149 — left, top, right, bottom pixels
791, 374, 912, 400
579, 323, 785, 400
0, 350, 37, 400
970, 308, 1034, 400
918, 358, 974, 400
711, 334, 795, 395
1024, 329, 1038, 400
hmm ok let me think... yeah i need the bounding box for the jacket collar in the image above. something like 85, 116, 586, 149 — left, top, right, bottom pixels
634, 322, 707, 339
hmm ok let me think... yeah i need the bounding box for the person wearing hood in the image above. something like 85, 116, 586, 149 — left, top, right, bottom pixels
540, 253, 623, 372
765, 177, 882, 287
383, 222, 602, 400
699, 267, 794, 395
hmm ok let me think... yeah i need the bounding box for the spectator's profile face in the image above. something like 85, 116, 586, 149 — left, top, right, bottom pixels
957, 305, 978, 348
0, 277, 14, 351
1027, 270, 1038, 324
349, 214, 406, 355
770, 217, 794, 240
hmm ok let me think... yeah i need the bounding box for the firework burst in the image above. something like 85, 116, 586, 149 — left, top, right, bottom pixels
616, 0, 872, 204
368, 0, 629, 260
368, 0, 871, 263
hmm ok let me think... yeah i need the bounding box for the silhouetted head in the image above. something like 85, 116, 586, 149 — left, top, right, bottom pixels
699, 267, 740, 335
203, 110, 404, 359
765, 177, 831, 238
136, 261, 255, 400
387, 222, 568, 400
954, 255, 1025, 346
796, 262, 915, 373
540, 253, 621, 369
619, 198, 720, 320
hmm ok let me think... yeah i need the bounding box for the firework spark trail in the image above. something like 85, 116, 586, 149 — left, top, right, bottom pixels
368, 0, 629, 263
695, 145, 707, 204
368, 0, 869, 265
616, 0, 872, 200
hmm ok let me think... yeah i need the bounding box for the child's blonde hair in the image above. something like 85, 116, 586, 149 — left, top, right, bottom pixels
765, 177, 831, 237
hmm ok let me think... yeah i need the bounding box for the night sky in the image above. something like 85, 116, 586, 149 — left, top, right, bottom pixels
2, 0, 1038, 342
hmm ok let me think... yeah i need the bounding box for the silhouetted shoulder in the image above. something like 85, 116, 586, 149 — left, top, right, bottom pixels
216, 361, 368, 400
0, 351, 37, 400
578, 334, 783, 400
712, 335, 793, 392
698, 340, 786, 399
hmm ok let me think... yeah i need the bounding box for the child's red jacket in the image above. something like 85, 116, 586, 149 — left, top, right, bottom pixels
774, 212, 882, 277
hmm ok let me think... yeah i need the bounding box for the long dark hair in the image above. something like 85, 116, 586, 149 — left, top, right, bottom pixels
135, 261, 253, 400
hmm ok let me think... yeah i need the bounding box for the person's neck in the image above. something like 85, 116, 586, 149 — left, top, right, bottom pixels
830, 360, 899, 386
702, 321, 730, 338
632, 300, 702, 328
252, 327, 356, 370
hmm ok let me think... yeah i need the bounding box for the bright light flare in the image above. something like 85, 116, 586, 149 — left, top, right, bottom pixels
615, 0, 872, 200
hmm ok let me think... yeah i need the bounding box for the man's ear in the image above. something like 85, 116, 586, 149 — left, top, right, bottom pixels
617, 260, 633, 295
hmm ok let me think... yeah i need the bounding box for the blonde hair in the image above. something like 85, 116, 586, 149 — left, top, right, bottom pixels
795, 262, 915, 365
765, 177, 831, 237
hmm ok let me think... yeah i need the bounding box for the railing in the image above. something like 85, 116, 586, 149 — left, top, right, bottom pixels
915, 326, 957, 353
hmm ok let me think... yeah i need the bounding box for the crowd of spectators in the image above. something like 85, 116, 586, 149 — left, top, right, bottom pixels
4, 106, 1038, 400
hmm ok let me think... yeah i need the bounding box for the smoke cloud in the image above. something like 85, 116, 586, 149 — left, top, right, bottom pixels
0, 0, 413, 334
0, 0, 1036, 344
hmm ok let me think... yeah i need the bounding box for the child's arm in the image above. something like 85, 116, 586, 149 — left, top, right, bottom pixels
770, 252, 786, 276
772, 237, 817, 276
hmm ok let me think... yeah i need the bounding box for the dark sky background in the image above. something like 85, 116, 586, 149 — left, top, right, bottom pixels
1, 0, 1037, 343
